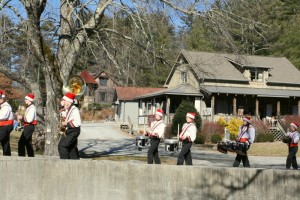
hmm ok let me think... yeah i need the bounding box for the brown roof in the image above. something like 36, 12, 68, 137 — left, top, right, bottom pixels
166, 50, 300, 85
80, 70, 97, 84
116, 86, 165, 100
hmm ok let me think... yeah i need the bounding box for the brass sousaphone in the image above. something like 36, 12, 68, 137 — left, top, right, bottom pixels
57, 75, 86, 137
62, 75, 86, 99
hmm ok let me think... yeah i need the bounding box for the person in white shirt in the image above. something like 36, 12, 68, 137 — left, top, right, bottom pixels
233, 116, 255, 168
285, 122, 299, 170
146, 109, 166, 164
17, 93, 37, 157
58, 92, 81, 159
0, 90, 14, 156
177, 112, 197, 165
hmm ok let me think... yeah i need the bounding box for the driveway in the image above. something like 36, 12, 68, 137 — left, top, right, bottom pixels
78, 122, 288, 169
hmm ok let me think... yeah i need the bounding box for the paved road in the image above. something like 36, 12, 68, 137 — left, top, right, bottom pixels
78, 122, 289, 169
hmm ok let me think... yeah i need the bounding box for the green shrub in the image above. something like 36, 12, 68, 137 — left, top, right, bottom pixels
255, 133, 274, 142
171, 101, 201, 138
210, 134, 222, 143
194, 134, 205, 144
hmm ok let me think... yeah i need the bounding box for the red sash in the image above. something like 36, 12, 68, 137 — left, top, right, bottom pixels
0, 120, 14, 126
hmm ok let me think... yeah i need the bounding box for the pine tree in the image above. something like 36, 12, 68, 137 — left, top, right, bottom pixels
171, 101, 201, 137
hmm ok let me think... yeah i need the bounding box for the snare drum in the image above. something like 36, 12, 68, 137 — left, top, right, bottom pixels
135, 135, 149, 151
164, 139, 179, 153
232, 142, 248, 156
217, 141, 228, 154
216, 141, 235, 154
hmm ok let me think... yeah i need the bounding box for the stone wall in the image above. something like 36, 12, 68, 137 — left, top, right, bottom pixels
0, 157, 299, 200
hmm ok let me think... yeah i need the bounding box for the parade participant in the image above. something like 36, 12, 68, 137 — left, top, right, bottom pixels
58, 92, 81, 159
0, 90, 14, 156
17, 93, 37, 157
177, 112, 197, 165
233, 116, 255, 168
286, 122, 299, 170
146, 108, 166, 164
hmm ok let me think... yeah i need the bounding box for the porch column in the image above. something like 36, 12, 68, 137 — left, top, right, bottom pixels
255, 98, 259, 117
233, 97, 237, 116
211, 96, 215, 121
298, 100, 300, 116
152, 98, 156, 115
277, 101, 281, 116
139, 100, 143, 116
166, 95, 170, 123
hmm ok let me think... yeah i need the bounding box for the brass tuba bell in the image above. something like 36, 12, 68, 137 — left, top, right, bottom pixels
62, 75, 86, 99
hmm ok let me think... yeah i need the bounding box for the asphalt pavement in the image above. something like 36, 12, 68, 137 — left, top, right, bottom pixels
78, 122, 289, 169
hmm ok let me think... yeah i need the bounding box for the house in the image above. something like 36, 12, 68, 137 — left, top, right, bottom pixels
79, 70, 98, 108
136, 50, 300, 126
115, 86, 165, 128
94, 71, 118, 104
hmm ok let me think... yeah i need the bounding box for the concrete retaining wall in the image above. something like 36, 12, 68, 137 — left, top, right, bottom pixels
0, 157, 299, 200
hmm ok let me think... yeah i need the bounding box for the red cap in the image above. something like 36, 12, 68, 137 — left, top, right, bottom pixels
155, 109, 164, 116
0, 90, 5, 98
186, 112, 196, 119
63, 92, 76, 103
290, 122, 299, 129
242, 116, 251, 124
25, 93, 35, 101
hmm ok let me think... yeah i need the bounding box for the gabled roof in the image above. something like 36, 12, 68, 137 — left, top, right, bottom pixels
166, 50, 300, 86
135, 83, 202, 99
116, 86, 165, 101
79, 70, 97, 84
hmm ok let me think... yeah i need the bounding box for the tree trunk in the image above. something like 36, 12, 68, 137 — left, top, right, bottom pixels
43, 66, 62, 156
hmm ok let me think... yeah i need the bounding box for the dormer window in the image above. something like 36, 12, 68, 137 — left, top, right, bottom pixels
250, 69, 263, 82
181, 72, 187, 83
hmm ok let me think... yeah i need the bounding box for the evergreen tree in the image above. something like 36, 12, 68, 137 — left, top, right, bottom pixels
171, 101, 201, 137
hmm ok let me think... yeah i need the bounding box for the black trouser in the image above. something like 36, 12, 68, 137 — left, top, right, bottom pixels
233, 145, 250, 167
0, 124, 13, 156
18, 125, 35, 157
286, 146, 298, 169
58, 127, 80, 159
177, 142, 193, 165
147, 138, 161, 164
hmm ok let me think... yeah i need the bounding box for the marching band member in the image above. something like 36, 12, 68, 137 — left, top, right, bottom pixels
58, 92, 81, 159
0, 90, 14, 156
146, 109, 166, 164
286, 122, 299, 170
233, 116, 255, 168
177, 112, 197, 165
18, 93, 37, 157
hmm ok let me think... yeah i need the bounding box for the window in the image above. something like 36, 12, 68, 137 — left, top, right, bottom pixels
181, 72, 187, 83
250, 70, 263, 82
100, 78, 107, 86
100, 92, 106, 101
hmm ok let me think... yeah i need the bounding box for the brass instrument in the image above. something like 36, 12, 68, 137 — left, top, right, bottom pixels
17, 105, 27, 125
62, 75, 86, 99
17, 105, 27, 117
56, 75, 86, 138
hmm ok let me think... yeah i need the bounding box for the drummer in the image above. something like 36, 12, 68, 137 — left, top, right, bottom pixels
146, 108, 166, 164
233, 116, 255, 168
177, 112, 197, 165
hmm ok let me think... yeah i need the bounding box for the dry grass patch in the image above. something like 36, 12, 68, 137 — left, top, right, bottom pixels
92, 155, 177, 165
247, 142, 299, 157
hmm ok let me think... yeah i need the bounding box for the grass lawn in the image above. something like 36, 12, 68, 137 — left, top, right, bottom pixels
92, 155, 177, 165
10, 130, 44, 155
247, 142, 298, 157
205, 141, 299, 157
